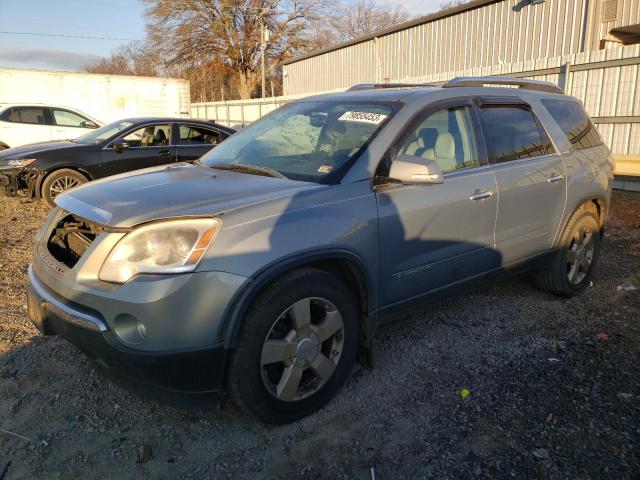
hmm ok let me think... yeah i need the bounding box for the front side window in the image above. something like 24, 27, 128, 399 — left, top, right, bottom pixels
199, 100, 396, 183
53, 109, 90, 128
12, 107, 47, 125
122, 125, 171, 147
179, 125, 220, 145
394, 106, 481, 173
541, 99, 603, 150
481, 106, 552, 163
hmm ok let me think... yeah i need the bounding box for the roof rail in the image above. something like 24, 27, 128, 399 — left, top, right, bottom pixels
442, 76, 564, 94
348, 83, 435, 91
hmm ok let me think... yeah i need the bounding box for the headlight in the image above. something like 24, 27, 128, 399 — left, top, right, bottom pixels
0, 158, 36, 170
99, 218, 221, 284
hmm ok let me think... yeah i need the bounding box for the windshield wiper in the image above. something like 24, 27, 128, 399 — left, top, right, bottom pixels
208, 163, 287, 179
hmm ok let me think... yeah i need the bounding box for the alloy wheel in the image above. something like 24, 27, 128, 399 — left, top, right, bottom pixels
260, 297, 344, 402
566, 227, 594, 285
49, 176, 82, 199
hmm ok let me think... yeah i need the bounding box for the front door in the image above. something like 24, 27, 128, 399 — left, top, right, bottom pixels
50, 107, 95, 140
478, 101, 567, 265
376, 100, 499, 307
100, 123, 175, 177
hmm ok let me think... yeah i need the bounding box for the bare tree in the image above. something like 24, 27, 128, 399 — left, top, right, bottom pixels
331, 0, 409, 41
440, 0, 469, 9
87, 1, 412, 100
84, 41, 160, 77
144, 0, 330, 99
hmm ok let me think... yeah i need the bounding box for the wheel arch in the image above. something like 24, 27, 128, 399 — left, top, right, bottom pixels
555, 195, 608, 246
36, 166, 93, 199
219, 248, 375, 350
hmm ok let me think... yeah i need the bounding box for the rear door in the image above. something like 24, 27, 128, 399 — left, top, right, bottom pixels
376, 98, 500, 307
478, 98, 566, 265
175, 123, 225, 162
99, 123, 175, 177
0, 106, 53, 147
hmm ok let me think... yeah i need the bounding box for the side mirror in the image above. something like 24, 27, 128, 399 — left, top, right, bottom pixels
388, 154, 443, 185
113, 141, 129, 154
83, 121, 99, 129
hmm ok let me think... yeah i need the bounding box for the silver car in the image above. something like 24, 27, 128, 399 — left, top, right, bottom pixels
27, 77, 613, 423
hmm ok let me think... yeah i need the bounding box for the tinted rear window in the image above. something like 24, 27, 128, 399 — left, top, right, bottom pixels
481, 106, 552, 163
541, 99, 602, 150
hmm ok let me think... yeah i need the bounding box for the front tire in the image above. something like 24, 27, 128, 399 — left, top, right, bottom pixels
227, 267, 359, 423
41, 169, 88, 208
535, 206, 601, 296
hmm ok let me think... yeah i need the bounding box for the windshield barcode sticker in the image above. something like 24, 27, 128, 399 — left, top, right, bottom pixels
338, 111, 387, 124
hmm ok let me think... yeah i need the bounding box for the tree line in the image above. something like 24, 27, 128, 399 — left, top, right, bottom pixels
84, 0, 456, 101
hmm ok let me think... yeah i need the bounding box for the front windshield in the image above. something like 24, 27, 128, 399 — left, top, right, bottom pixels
199, 100, 396, 183
74, 120, 134, 144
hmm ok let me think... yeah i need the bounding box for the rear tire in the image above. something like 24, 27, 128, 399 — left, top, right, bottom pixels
535, 206, 601, 297
226, 267, 359, 423
41, 169, 88, 208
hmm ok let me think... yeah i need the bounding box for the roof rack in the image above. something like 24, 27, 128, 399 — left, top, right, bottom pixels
347, 83, 435, 91
442, 76, 563, 94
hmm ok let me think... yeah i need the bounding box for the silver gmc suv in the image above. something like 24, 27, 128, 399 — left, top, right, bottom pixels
27, 77, 613, 423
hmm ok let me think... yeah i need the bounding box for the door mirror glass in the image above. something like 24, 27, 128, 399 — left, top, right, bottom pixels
388, 154, 443, 185
113, 141, 129, 154
82, 120, 99, 129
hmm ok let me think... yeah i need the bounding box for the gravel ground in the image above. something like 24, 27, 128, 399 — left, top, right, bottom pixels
0, 191, 639, 479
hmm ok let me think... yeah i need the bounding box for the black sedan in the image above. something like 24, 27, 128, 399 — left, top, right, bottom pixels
0, 117, 235, 206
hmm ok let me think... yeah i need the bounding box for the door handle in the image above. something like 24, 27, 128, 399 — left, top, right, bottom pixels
469, 190, 494, 201
547, 174, 564, 183
158, 149, 175, 157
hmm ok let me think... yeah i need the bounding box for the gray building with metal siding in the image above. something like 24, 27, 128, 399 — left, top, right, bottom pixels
282, 0, 640, 95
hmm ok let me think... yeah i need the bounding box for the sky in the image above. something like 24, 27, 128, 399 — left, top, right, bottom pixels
0, 0, 443, 72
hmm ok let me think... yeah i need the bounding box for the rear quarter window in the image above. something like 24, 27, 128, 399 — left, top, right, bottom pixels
541, 99, 603, 150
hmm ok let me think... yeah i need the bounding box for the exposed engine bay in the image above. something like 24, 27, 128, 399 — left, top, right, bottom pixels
0, 166, 42, 197
47, 213, 102, 268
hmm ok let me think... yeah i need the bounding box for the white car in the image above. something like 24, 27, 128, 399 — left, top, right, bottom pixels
0, 104, 102, 150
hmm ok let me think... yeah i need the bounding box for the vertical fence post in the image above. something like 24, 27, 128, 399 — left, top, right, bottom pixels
559, 62, 571, 93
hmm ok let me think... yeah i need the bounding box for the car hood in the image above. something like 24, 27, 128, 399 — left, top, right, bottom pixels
55, 163, 320, 228
0, 141, 80, 160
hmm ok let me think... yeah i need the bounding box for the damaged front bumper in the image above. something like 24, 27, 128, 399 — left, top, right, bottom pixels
0, 167, 42, 197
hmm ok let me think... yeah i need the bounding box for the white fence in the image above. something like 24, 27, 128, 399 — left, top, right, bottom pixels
189, 93, 305, 129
